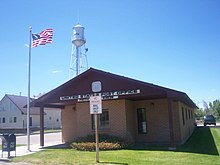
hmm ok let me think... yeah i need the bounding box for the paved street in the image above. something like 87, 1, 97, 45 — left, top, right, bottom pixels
16, 132, 62, 145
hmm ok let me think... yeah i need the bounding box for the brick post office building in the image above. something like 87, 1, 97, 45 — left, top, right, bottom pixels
33, 68, 197, 146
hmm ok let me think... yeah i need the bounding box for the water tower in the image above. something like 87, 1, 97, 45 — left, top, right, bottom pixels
69, 24, 88, 78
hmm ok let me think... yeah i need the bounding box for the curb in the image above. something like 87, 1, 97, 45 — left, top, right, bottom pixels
0, 158, 11, 162
15, 130, 61, 136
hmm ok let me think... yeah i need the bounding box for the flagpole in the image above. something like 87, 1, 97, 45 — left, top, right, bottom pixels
27, 26, 32, 151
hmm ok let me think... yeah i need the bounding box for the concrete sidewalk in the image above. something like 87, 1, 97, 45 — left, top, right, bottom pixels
0, 142, 65, 163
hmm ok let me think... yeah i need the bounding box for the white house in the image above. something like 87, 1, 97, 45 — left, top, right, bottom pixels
0, 94, 61, 130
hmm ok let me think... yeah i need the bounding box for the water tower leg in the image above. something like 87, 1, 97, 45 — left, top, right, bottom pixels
76, 47, 79, 76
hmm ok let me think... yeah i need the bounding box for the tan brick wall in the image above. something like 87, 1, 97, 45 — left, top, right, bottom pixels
129, 99, 194, 145
62, 99, 128, 143
132, 99, 170, 143
61, 98, 195, 145
178, 102, 196, 144
171, 101, 182, 144
125, 100, 135, 142
75, 102, 93, 138
103, 99, 127, 138
61, 105, 77, 142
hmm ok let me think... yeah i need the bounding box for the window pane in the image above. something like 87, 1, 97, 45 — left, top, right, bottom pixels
188, 109, 190, 119
91, 110, 109, 130
2, 117, 5, 123
182, 107, 185, 125
100, 111, 109, 128
137, 108, 147, 134
14, 117, 17, 123
185, 108, 188, 120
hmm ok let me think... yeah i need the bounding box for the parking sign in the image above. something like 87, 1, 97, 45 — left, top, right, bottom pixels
90, 95, 102, 114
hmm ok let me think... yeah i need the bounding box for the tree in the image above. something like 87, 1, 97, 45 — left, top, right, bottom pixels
209, 100, 220, 117
203, 101, 210, 114
194, 108, 205, 119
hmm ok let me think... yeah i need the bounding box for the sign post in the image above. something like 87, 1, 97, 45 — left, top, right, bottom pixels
90, 94, 102, 163
90, 81, 102, 163
95, 113, 99, 163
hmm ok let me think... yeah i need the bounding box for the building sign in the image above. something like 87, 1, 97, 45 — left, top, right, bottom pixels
90, 95, 102, 114
60, 89, 141, 102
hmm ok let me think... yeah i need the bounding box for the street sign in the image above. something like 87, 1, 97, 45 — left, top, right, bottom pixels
90, 94, 102, 114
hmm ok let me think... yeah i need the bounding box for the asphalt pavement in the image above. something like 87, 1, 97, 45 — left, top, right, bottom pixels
16, 131, 62, 145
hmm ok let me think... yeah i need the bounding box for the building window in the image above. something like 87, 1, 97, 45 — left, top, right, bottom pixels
14, 117, 17, 123
137, 108, 147, 134
182, 107, 185, 125
29, 117, 32, 126
92, 110, 109, 130
185, 108, 188, 120
188, 109, 190, 119
2, 117, 5, 123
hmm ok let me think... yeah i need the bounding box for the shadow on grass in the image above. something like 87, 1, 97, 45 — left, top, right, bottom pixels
44, 127, 219, 156
128, 127, 219, 156
99, 162, 128, 165
42, 143, 70, 149
43, 144, 129, 165
176, 126, 219, 155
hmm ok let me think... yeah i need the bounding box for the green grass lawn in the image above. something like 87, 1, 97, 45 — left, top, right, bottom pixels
12, 127, 220, 165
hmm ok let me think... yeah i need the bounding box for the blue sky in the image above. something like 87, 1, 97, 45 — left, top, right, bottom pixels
0, 0, 220, 108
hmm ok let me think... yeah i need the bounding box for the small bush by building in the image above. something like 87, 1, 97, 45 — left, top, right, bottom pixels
69, 134, 130, 151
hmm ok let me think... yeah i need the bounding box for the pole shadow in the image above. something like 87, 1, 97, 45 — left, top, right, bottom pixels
99, 162, 128, 165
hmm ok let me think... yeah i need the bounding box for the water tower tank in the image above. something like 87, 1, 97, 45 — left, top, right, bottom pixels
72, 24, 86, 47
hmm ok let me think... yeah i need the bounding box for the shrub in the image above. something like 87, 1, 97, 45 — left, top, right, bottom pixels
69, 134, 130, 151
70, 142, 123, 151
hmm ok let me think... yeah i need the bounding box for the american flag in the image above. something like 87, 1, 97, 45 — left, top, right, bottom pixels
32, 28, 53, 48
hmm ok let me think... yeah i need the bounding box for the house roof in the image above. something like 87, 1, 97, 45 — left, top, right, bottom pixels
32, 68, 197, 108
4, 95, 41, 115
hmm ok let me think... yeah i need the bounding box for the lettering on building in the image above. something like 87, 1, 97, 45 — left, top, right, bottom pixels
60, 89, 140, 102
